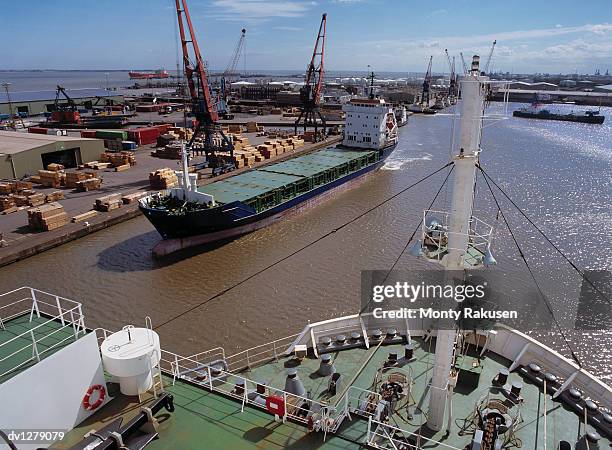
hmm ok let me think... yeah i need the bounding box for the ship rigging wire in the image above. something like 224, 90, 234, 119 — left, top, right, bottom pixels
478, 166, 610, 306
153, 162, 454, 331
479, 167, 583, 367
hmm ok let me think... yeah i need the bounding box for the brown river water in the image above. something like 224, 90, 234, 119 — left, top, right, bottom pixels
1, 103, 610, 383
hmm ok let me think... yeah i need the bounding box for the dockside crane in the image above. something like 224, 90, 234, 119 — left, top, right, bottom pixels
421, 55, 433, 106
175, 0, 233, 172
295, 13, 327, 140
444, 49, 458, 98
218, 28, 246, 119
459, 52, 469, 75
483, 40, 497, 75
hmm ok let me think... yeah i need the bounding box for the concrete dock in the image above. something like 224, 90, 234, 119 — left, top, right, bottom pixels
0, 134, 342, 268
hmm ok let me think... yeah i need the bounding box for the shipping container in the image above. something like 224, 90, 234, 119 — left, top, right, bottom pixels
28, 127, 48, 135
80, 130, 98, 138
127, 126, 160, 145
95, 130, 128, 140
122, 141, 137, 150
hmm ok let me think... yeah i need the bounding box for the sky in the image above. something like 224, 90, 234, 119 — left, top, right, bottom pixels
1, 0, 611, 74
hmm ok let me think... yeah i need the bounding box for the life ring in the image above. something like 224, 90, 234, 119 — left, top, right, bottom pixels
82, 384, 106, 411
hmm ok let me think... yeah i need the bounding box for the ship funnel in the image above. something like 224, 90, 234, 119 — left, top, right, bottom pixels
483, 244, 497, 266
409, 240, 423, 257
285, 369, 306, 397
471, 55, 480, 74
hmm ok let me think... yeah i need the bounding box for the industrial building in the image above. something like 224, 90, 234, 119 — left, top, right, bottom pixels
0, 131, 105, 179
0, 88, 124, 117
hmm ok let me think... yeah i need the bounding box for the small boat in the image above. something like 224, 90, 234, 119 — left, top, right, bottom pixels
129, 69, 170, 80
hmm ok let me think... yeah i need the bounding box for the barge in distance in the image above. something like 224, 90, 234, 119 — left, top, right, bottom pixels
513, 104, 605, 124
140, 97, 399, 256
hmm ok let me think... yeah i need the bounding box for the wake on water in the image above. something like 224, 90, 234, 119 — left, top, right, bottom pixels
382, 152, 433, 171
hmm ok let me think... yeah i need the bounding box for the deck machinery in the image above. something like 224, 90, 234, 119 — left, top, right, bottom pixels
294, 13, 327, 141
175, 0, 234, 173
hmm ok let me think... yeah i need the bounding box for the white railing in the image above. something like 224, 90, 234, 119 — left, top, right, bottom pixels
225, 333, 299, 372
0, 287, 86, 380
366, 417, 463, 450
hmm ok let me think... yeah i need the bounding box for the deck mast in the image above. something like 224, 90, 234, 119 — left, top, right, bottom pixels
425, 55, 490, 432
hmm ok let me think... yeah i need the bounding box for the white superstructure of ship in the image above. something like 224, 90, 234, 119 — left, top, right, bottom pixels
342, 97, 398, 150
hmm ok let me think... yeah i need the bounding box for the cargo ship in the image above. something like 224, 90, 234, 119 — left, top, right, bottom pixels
128, 69, 170, 80
513, 104, 605, 124
140, 97, 398, 256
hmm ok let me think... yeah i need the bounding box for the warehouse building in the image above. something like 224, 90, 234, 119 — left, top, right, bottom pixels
0, 131, 104, 179
0, 88, 124, 117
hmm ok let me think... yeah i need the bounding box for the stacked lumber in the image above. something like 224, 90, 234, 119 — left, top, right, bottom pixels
151, 143, 182, 159
246, 122, 258, 133
71, 210, 98, 223
47, 163, 64, 172
76, 178, 102, 192
28, 202, 69, 231
65, 171, 92, 189
157, 133, 176, 147
45, 191, 64, 202
26, 193, 46, 207
121, 192, 148, 204
0, 196, 16, 212
28, 175, 42, 184
38, 170, 62, 188
94, 194, 123, 212
149, 168, 179, 189
0, 183, 12, 195
100, 151, 136, 167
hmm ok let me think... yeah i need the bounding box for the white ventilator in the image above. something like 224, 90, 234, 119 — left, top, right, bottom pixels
101, 325, 161, 396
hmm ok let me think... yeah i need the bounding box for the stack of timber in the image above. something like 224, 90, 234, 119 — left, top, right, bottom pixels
71, 210, 98, 223
121, 191, 148, 204
151, 142, 182, 159
45, 191, 65, 202
149, 168, 179, 189
65, 170, 97, 189
100, 151, 136, 169
28, 202, 69, 231
76, 177, 102, 192
94, 194, 123, 212
0, 196, 16, 214
38, 170, 62, 188
47, 163, 64, 172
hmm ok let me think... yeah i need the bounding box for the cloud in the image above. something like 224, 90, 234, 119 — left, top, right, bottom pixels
210, 0, 314, 21
430, 9, 447, 17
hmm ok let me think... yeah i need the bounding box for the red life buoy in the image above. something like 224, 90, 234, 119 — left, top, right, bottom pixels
307, 415, 315, 432
82, 384, 106, 411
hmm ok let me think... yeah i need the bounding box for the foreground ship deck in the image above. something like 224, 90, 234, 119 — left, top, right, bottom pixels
1, 289, 609, 450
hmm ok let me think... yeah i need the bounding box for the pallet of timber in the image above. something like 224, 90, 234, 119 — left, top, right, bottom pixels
47, 163, 64, 172
45, 191, 64, 202
27, 193, 46, 207
38, 170, 61, 188
121, 192, 148, 204
65, 171, 88, 189
75, 178, 102, 192
94, 193, 123, 212
13, 195, 29, 207
149, 168, 179, 189
1, 206, 17, 215
71, 210, 98, 223
28, 202, 68, 231
114, 164, 130, 172
84, 161, 99, 169
0, 183, 12, 195
0, 196, 16, 211
28, 175, 42, 185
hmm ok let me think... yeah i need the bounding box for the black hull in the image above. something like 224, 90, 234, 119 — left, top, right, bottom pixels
513, 110, 605, 124
140, 143, 397, 248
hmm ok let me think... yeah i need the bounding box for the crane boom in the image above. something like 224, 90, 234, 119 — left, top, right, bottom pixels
223, 28, 246, 81
295, 13, 327, 139
444, 49, 457, 98
483, 40, 497, 74
459, 52, 468, 74
421, 55, 433, 106
175, 0, 233, 169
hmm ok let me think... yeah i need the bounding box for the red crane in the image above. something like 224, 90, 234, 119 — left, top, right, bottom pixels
294, 13, 327, 140
175, 0, 233, 172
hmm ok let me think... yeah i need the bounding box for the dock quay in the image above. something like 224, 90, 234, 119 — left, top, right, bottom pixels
0, 134, 341, 268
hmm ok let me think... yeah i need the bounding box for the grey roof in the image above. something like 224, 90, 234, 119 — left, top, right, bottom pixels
0, 130, 97, 155
0, 88, 121, 104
